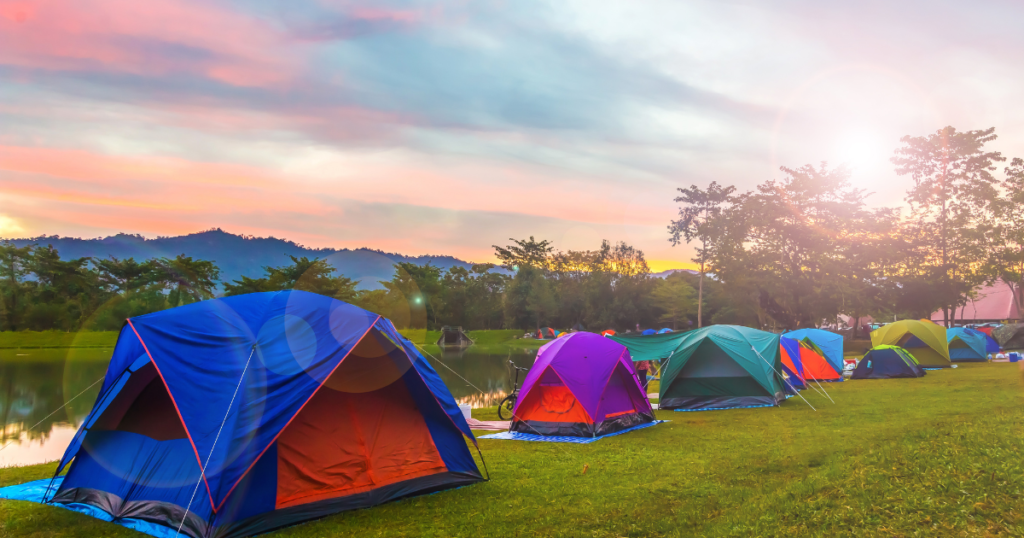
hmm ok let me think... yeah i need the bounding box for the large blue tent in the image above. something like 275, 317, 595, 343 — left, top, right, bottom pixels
28, 291, 482, 538
782, 328, 844, 374
947, 327, 989, 362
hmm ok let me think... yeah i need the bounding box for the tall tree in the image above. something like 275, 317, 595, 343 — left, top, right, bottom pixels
985, 157, 1024, 315
0, 242, 33, 331
669, 181, 736, 327
493, 236, 553, 270
157, 254, 221, 307
650, 273, 696, 330
223, 256, 356, 302
717, 164, 873, 329
892, 126, 1004, 326
382, 263, 443, 329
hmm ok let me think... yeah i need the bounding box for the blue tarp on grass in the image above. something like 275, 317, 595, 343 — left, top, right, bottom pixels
0, 477, 178, 538
478, 420, 667, 444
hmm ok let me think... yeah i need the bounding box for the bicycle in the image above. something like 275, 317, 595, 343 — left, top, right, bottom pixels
497, 359, 530, 421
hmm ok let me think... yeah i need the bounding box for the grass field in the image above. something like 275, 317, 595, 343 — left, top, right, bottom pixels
3, 363, 1023, 537
0, 331, 118, 349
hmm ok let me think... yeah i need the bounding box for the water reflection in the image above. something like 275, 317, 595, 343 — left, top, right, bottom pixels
431, 348, 536, 408
0, 348, 111, 468
0, 346, 534, 467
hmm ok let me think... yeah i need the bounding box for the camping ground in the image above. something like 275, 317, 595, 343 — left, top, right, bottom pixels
3, 362, 1023, 537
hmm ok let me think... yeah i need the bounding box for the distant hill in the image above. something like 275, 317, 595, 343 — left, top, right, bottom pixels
8, 229, 489, 291
652, 269, 699, 278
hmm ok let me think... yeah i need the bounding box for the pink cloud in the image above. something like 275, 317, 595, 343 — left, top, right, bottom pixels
0, 0, 296, 87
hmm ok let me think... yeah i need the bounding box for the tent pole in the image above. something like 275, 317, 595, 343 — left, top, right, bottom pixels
175, 345, 256, 538
749, 346, 816, 411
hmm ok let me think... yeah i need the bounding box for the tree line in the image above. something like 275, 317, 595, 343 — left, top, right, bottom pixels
0, 240, 711, 332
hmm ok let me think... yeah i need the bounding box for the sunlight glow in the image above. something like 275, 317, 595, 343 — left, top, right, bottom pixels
0, 215, 24, 237
835, 131, 886, 169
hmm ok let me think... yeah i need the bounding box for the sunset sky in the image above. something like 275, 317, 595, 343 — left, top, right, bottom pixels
2, 0, 1023, 270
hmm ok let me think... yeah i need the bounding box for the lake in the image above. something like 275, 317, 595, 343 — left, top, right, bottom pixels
0, 346, 537, 468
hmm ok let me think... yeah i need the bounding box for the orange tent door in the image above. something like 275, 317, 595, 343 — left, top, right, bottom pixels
799, 347, 840, 381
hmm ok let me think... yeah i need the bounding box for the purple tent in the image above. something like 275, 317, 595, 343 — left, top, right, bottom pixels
511, 332, 654, 437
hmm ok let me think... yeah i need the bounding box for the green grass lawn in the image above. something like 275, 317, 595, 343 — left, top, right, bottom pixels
4, 363, 1024, 537
0, 331, 118, 349
399, 328, 546, 353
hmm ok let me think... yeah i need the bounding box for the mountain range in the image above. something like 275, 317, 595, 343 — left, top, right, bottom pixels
8, 229, 482, 291
7, 229, 695, 290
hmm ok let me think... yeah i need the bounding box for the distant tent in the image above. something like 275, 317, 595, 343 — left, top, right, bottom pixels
641, 329, 657, 336
947, 327, 989, 362
556, 331, 570, 338
535, 327, 557, 339
779, 337, 807, 391
614, 325, 785, 411
43, 291, 482, 538
436, 326, 473, 348
601, 330, 616, 337
871, 320, 951, 368
657, 328, 673, 334
993, 324, 1024, 350
782, 329, 844, 374
511, 333, 654, 436
976, 326, 994, 336
851, 346, 926, 379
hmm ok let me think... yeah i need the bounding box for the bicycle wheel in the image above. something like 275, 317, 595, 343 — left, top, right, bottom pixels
497, 394, 517, 421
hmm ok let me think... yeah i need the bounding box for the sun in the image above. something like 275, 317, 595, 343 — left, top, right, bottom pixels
0, 215, 24, 237
835, 131, 885, 169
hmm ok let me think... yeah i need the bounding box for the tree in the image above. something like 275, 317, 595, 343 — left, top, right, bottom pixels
29, 245, 96, 330
0, 242, 33, 330
222, 275, 273, 296
892, 126, 1004, 326
985, 157, 1024, 315
493, 236, 553, 270
650, 273, 695, 330
381, 263, 443, 329
223, 256, 356, 302
157, 254, 221, 307
711, 164, 874, 329
95, 257, 157, 295
669, 181, 736, 328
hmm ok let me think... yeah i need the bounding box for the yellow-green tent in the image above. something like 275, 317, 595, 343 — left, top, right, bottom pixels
870, 320, 950, 368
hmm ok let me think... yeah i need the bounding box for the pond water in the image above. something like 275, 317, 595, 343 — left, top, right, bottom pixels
0, 346, 537, 468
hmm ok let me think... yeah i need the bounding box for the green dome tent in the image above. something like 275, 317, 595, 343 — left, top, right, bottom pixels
612, 325, 786, 411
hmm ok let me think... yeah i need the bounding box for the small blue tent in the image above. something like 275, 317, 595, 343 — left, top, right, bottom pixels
782, 328, 844, 374
851, 346, 926, 379
657, 328, 673, 334
35, 291, 482, 538
947, 327, 989, 362
641, 329, 657, 336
